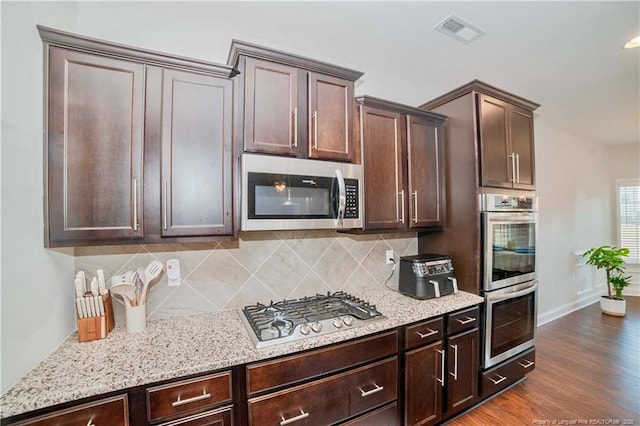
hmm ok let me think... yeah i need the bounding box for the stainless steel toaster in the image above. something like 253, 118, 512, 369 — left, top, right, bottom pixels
398, 254, 458, 300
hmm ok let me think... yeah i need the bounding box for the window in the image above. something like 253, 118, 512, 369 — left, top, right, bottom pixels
617, 179, 640, 261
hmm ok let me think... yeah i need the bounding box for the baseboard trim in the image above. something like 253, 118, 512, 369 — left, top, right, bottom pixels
537, 293, 602, 326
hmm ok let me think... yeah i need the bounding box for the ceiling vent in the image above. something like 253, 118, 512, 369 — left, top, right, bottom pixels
435, 14, 485, 44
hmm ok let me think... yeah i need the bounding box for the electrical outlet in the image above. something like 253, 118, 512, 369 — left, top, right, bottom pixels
386, 250, 394, 264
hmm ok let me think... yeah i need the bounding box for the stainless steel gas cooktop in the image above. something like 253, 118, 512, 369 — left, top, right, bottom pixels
240, 291, 385, 348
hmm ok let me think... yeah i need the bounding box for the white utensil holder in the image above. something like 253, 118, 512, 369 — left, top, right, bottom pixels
125, 303, 147, 334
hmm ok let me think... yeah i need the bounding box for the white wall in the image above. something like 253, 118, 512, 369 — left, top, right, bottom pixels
0, 3, 78, 393
534, 122, 615, 324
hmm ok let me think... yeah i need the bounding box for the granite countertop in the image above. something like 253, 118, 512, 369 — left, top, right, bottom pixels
0, 288, 483, 419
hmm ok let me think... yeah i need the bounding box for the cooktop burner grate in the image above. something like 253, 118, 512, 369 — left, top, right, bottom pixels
240, 291, 384, 348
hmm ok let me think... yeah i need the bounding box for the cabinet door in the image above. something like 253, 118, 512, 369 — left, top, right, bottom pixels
308, 73, 355, 162
160, 69, 233, 236
47, 47, 144, 245
361, 106, 406, 230
510, 105, 535, 190
445, 328, 479, 416
407, 115, 444, 228
404, 342, 443, 426
243, 57, 298, 155
477, 94, 512, 189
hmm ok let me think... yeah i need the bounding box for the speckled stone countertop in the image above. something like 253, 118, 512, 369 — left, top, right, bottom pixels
0, 288, 482, 418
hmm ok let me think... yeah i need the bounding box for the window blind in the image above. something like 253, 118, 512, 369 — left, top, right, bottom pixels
618, 180, 640, 260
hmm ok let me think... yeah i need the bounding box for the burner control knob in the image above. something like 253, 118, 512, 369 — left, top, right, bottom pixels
342, 316, 354, 326
310, 322, 323, 333
300, 324, 311, 335
332, 318, 343, 328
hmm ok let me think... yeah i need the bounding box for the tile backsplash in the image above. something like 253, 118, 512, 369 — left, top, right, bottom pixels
75, 231, 417, 322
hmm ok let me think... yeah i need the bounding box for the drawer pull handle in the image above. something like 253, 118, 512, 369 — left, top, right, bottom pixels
86, 421, 95, 426
280, 409, 310, 425
172, 390, 211, 407
456, 316, 476, 325
518, 359, 535, 369
416, 328, 438, 339
490, 374, 507, 385
359, 383, 384, 397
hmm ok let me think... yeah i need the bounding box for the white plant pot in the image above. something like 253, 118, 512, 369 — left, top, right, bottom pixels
600, 296, 626, 317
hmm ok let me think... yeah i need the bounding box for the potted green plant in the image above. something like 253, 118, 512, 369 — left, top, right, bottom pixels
583, 245, 630, 316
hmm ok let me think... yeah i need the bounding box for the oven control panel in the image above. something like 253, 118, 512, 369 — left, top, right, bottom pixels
481, 193, 538, 212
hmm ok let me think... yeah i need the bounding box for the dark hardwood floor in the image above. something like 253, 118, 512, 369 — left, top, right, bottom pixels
451, 297, 639, 425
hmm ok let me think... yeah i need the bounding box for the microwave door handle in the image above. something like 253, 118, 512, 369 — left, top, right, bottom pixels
487, 282, 538, 302
335, 169, 346, 221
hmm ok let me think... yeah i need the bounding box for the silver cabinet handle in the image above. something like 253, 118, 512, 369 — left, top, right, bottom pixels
518, 359, 535, 369
280, 409, 309, 426
312, 110, 318, 150
292, 107, 298, 148
413, 190, 418, 223
428, 280, 441, 298
360, 383, 384, 397
398, 190, 405, 224
516, 153, 520, 183
86, 420, 95, 426
132, 179, 138, 231
436, 349, 445, 386
509, 153, 516, 183
490, 374, 507, 385
450, 344, 458, 380
172, 390, 211, 407
163, 180, 168, 231
416, 328, 438, 339
456, 316, 476, 325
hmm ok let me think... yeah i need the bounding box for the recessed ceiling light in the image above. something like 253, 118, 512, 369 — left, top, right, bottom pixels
623, 35, 640, 49
435, 14, 485, 44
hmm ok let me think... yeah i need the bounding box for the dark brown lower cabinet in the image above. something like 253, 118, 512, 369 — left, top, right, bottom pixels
8, 395, 129, 426
403, 307, 480, 426
445, 328, 479, 416
404, 341, 443, 426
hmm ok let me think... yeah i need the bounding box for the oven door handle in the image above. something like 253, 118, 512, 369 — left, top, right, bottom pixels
487, 282, 538, 302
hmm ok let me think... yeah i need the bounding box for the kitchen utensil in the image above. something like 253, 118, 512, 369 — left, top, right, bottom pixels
140, 260, 163, 305
90, 277, 99, 297
87, 296, 96, 317
110, 283, 137, 307
79, 297, 88, 318
76, 298, 84, 319
97, 269, 107, 295
97, 296, 105, 316
136, 267, 146, 304
74, 278, 84, 299
77, 271, 86, 295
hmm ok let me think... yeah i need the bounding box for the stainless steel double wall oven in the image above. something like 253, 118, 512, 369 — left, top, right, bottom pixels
481, 193, 538, 368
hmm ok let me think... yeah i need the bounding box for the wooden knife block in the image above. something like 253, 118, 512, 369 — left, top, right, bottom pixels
77, 292, 115, 342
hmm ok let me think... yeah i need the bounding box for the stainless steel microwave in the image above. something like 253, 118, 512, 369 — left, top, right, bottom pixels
241, 154, 363, 231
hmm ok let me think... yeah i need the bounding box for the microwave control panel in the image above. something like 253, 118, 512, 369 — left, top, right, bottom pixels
344, 179, 359, 219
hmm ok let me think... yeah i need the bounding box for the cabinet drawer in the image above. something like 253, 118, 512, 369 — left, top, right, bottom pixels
247, 331, 398, 395
340, 402, 398, 426
248, 357, 397, 426
12, 394, 128, 426
405, 317, 443, 349
158, 406, 233, 426
446, 306, 479, 335
147, 371, 232, 422
481, 348, 535, 398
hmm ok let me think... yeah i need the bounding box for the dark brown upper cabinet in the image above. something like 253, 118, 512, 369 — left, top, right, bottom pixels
39, 26, 236, 247
478, 93, 535, 190
422, 80, 539, 191
228, 40, 362, 162
356, 96, 446, 232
